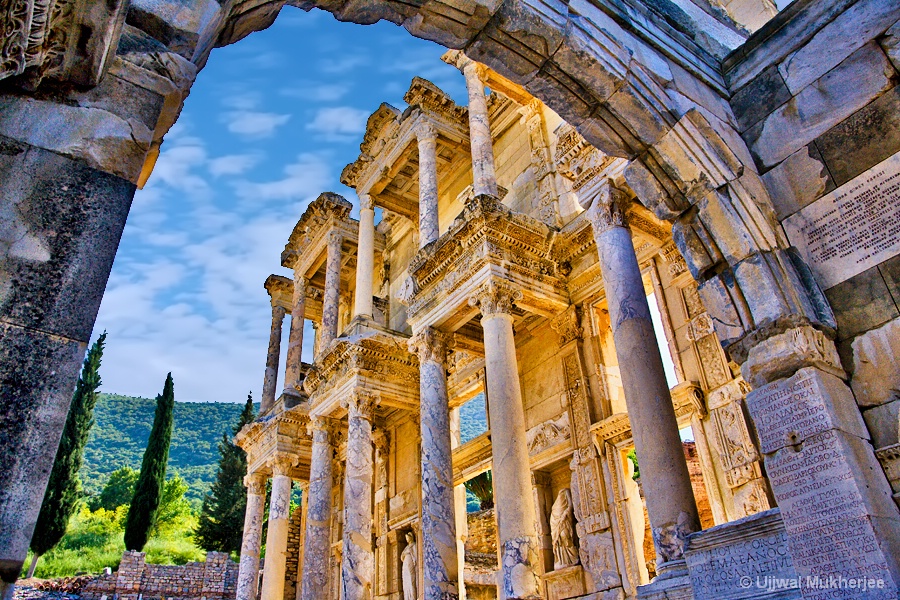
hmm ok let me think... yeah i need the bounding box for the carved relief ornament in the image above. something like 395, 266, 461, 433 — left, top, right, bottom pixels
408, 327, 453, 365
467, 280, 522, 316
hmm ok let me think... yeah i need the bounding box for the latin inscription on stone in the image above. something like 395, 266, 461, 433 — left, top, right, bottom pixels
784, 150, 900, 290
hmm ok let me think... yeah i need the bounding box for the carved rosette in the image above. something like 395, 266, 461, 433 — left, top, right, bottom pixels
244, 472, 267, 496
408, 326, 453, 366
586, 181, 629, 236
344, 389, 378, 421
467, 280, 522, 317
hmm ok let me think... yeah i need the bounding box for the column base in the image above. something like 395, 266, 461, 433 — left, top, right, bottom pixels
637, 560, 693, 600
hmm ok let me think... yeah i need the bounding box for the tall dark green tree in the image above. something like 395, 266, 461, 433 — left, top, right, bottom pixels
27, 333, 107, 577
124, 373, 175, 551
194, 393, 256, 552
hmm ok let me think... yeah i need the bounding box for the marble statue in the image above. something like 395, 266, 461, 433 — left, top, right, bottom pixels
550, 488, 579, 570
401, 531, 418, 600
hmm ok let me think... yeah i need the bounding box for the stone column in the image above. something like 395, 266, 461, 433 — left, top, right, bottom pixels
320, 230, 342, 351
261, 304, 286, 415
284, 273, 307, 396
409, 328, 460, 600
301, 417, 336, 600
468, 281, 541, 599
414, 121, 440, 248
260, 453, 297, 600
236, 473, 267, 600
354, 193, 376, 319
341, 390, 377, 600
457, 57, 498, 198
587, 180, 700, 570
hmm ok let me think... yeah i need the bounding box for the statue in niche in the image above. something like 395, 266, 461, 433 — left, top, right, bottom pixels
401, 531, 418, 600
550, 488, 579, 570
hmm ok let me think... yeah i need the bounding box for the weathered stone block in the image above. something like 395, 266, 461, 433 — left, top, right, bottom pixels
863, 399, 900, 450
624, 156, 689, 221
761, 144, 832, 220
880, 253, 900, 306
697, 270, 751, 347
741, 326, 844, 390
0, 140, 136, 342
776, 0, 900, 95
825, 265, 898, 341
729, 64, 791, 133
672, 208, 724, 280
848, 317, 900, 408
0, 323, 85, 584
746, 367, 869, 454
746, 42, 896, 168
815, 85, 900, 187
684, 508, 799, 600
883, 19, 900, 71
128, 0, 225, 61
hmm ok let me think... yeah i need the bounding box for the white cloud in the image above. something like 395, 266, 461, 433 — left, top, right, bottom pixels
223, 110, 291, 139
149, 137, 210, 195
233, 153, 333, 202
280, 82, 350, 102
208, 153, 263, 177
319, 55, 369, 74
306, 106, 369, 141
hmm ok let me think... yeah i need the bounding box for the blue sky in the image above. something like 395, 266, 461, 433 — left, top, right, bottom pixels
92, 9, 467, 403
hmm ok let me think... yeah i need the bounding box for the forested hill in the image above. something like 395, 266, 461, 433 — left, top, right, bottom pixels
82, 394, 252, 503
82, 392, 488, 505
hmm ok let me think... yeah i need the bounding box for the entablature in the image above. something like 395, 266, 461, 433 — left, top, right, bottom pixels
235, 404, 312, 481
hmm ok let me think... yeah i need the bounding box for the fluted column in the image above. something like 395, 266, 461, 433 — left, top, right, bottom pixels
468, 282, 540, 599
259, 453, 297, 600
415, 120, 440, 248
588, 180, 699, 569
458, 57, 498, 197
261, 304, 286, 415
301, 417, 336, 600
236, 473, 267, 600
284, 273, 307, 395
354, 193, 375, 319
341, 391, 377, 600
409, 328, 459, 600
321, 230, 342, 350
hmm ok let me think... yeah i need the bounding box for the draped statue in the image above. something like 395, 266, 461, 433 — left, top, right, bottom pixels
401, 531, 418, 600
550, 488, 580, 570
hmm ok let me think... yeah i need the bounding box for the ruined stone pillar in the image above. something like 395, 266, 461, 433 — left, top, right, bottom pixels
301, 417, 336, 600
469, 281, 541, 599
284, 273, 307, 396
409, 328, 459, 600
458, 57, 498, 197
414, 121, 440, 248
320, 230, 342, 351
260, 453, 297, 600
261, 304, 286, 415
354, 193, 375, 319
236, 473, 267, 600
341, 391, 377, 600
587, 181, 700, 571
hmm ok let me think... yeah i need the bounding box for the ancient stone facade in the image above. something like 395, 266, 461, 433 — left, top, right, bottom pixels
2, 1, 900, 600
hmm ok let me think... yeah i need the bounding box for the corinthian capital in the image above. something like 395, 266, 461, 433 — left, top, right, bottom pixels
468, 280, 522, 317
587, 180, 629, 235
414, 120, 438, 143
408, 327, 454, 365
268, 452, 298, 476
344, 389, 378, 420
308, 415, 338, 444
244, 472, 267, 496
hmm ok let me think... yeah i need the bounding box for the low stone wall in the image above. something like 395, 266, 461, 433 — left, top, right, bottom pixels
465, 508, 497, 555
81, 551, 238, 600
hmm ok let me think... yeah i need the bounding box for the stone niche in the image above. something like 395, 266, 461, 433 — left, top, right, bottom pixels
684, 508, 799, 600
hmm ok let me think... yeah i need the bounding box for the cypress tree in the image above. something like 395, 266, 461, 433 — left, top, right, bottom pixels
194, 393, 256, 553
27, 333, 107, 577
124, 373, 175, 551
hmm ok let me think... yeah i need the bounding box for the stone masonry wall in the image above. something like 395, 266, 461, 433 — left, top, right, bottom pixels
465, 508, 497, 555
283, 506, 304, 600
80, 551, 238, 600
725, 0, 900, 504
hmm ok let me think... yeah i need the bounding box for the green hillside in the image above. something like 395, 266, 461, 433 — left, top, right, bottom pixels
82, 394, 253, 503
